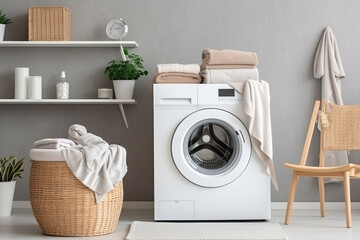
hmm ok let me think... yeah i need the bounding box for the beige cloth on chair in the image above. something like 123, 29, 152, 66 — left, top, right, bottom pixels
314, 26, 348, 181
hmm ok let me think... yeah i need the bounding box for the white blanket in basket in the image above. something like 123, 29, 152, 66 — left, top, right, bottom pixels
62, 124, 127, 203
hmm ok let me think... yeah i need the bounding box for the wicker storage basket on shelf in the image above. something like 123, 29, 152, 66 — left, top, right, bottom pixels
29, 160, 123, 237
28, 6, 71, 41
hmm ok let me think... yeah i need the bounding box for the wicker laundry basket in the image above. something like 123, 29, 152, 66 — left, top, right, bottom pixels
29, 149, 123, 237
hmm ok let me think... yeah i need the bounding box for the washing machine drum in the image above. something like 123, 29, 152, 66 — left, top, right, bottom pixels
171, 108, 251, 188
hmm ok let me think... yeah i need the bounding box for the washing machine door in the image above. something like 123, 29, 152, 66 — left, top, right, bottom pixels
171, 108, 251, 188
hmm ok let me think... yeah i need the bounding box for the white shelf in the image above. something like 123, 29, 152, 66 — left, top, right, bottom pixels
0, 99, 136, 104
0, 41, 139, 128
0, 41, 138, 48
0, 99, 136, 128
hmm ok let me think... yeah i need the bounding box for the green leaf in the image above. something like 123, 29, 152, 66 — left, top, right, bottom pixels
104, 49, 148, 80
0, 156, 24, 182
0, 9, 12, 24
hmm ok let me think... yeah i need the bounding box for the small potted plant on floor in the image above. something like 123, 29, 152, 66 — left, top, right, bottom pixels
0, 156, 24, 217
0, 9, 12, 41
104, 48, 148, 99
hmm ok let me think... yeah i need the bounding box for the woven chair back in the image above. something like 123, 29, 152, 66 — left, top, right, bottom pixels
322, 103, 360, 150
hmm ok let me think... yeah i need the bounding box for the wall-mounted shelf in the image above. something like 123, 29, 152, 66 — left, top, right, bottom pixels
0, 41, 138, 48
0, 41, 139, 127
0, 99, 136, 128
0, 99, 136, 104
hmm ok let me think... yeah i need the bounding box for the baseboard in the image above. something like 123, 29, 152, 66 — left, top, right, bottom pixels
271, 202, 360, 210
13, 201, 360, 210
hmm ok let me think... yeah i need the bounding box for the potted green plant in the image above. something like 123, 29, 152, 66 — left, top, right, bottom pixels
104, 48, 148, 99
0, 156, 24, 217
0, 9, 12, 41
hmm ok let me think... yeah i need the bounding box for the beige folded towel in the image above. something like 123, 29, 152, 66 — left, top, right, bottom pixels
154, 73, 202, 84
201, 49, 258, 70
157, 64, 200, 74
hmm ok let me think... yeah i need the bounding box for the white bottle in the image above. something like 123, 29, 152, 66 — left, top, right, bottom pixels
56, 71, 69, 99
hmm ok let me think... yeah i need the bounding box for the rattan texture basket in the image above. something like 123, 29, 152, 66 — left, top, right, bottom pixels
29, 160, 123, 236
323, 103, 360, 150
28, 6, 71, 41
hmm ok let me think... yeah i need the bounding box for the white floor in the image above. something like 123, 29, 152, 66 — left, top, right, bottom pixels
0, 207, 359, 240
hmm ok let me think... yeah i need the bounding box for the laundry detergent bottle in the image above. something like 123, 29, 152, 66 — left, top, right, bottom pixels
56, 71, 69, 99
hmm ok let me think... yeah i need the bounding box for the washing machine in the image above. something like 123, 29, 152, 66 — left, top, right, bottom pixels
153, 84, 270, 221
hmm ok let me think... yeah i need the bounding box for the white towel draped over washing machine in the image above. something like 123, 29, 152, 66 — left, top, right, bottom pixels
226, 80, 278, 190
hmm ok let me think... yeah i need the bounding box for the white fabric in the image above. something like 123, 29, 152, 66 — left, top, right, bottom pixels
314, 26, 349, 176
33, 138, 75, 149
126, 221, 288, 240
29, 149, 65, 161
62, 124, 127, 203
314, 26, 345, 103
240, 80, 278, 189
201, 68, 259, 83
208, 78, 277, 189
156, 63, 200, 74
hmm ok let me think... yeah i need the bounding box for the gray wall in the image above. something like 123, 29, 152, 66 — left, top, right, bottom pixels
1, 0, 360, 202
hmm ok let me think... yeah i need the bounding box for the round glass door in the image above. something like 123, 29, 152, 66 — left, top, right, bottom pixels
171, 109, 251, 187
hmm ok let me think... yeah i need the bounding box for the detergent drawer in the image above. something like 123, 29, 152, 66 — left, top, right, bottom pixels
154, 84, 198, 109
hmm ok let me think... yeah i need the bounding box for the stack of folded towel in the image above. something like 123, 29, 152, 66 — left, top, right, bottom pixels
153, 63, 202, 84
200, 49, 259, 83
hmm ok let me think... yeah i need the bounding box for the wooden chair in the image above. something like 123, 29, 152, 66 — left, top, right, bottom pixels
284, 100, 360, 228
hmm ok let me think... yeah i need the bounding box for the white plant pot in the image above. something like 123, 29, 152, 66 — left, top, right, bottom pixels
113, 80, 135, 99
0, 181, 16, 217
0, 24, 5, 41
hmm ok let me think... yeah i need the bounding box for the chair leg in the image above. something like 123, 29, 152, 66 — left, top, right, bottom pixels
343, 171, 352, 228
285, 171, 299, 225
318, 176, 325, 217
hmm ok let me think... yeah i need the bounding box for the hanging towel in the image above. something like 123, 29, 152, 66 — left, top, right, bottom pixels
241, 80, 278, 189
201, 68, 259, 84
154, 73, 202, 84
156, 64, 200, 74
314, 27, 345, 103
33, 138, 76, 149
209, 79, 278, 189
313, 26, 348, 179
201, 49, 258, 70
62, 124, 127, 203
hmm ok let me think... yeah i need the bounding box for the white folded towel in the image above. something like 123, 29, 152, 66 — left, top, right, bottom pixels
156, 64, 200, 74
62, 124, 127, 203
33, 138, 76, 149
201, 68, 259, 84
